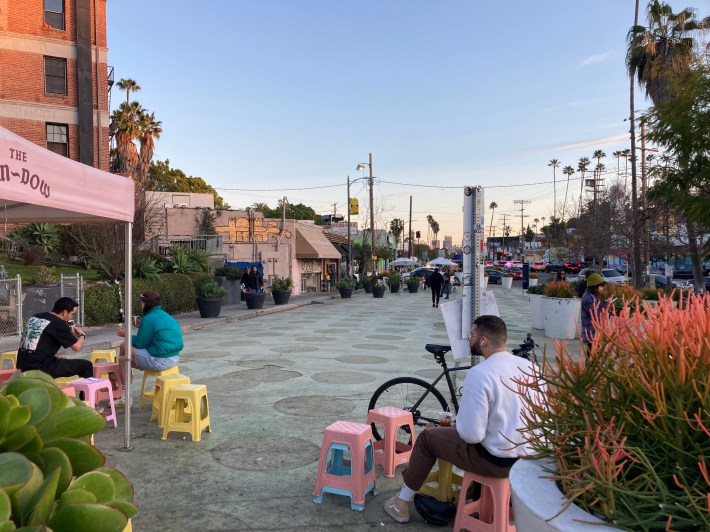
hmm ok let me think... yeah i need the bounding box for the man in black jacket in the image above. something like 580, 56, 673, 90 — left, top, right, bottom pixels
429, 268, 444, 307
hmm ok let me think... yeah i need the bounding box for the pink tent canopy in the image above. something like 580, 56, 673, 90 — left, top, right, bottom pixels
0, 125, 134, 223
0, 125, 136, 447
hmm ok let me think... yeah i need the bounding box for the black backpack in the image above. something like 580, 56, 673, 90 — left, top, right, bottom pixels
413, 493, 458, 526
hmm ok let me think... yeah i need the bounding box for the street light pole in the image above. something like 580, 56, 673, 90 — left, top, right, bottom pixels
368, 153, 375, 275
347, 175, 351, 277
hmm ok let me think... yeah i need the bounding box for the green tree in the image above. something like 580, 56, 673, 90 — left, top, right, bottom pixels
561, 165, 575, 220
577, 156, 591, 217
147, 160, 230, 209
524, 225, 535, 243
488, 202, 498, 238
116, 78, 141, 106
389, 218, 404, 252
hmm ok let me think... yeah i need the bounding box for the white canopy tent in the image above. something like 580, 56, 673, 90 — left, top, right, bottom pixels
0, 125, 136, 448
427, 256, 456, 267
388, 257, 417, 266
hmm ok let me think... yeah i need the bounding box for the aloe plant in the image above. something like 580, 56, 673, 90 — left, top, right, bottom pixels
0, 371, 137, 531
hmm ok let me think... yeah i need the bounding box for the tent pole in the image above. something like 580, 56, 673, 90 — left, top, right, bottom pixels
123, 222, 133, 449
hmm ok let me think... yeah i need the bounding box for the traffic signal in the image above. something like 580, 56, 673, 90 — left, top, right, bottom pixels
416, 231, 421, 239
349, 198, 359, 215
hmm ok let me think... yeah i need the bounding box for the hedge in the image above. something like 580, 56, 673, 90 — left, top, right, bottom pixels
83, 273, 200, 326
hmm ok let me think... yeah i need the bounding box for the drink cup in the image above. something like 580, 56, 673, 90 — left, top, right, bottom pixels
439, 411, 453, 427
132, 316, 140, 327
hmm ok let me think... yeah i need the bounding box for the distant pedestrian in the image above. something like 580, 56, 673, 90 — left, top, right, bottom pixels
441, 272, 452, 299
429, 268, 444, 307
576, 269, 595, 298
580, 273, 610, 354
252, 266, 263, 293
556, 270, 567, 282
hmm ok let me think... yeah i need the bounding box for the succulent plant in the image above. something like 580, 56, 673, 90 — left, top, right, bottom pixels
0, 371, 137, 531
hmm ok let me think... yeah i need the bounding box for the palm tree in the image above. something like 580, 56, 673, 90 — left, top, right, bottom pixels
593, 150, 606, 167
561, 165, 575, 220
488, 202, 498, 238
627, 0, 704, 106
116, 78, 141, 106
136, 111, 162, 192
426, 215, 435, 246
111, 101, 143, 178
533, 218, 539, 233
548, 159, 560, 220
432, 221, 440, 248
577, 157, 591, 217
251, 202, 270, 212
389, 218, 404, 253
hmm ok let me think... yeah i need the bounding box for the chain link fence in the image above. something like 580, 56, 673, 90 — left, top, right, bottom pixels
60, 274, 84, 326
0, 274, 22, 336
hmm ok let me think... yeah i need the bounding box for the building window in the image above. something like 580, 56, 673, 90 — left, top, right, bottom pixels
46, 124, 68, 157
44, 57, 67, 95
44, 0, 65, 30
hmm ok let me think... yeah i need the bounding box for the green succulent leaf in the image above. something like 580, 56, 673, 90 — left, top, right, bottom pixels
38, 449, 72, 496
4, 397, 18, 408
1, 425, 37, 453
0, 521, 15, 532
0, 489, 12, 521
49, 503, 127, 532
20, 453, 43, 470
43, 439, 104, 476
26, 468, 59, 526
106, 500, 138, 520
58, 488, 96, 506
17, 390, 51, 426
3, 380, 65, 422
7, 407, 31, 434
68, 472, 114, 504
0, 454, 33, 495
16, 434, 42, 457
39, 406, 105, 443
95, 468, 133, 503
9, 462, 42, 526
15, 372, 53, 385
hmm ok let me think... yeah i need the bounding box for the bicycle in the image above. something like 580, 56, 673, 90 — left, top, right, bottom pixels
367, 334, 538, 440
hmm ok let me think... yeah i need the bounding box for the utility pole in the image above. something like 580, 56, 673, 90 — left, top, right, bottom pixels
408, 195, 413, 258
368, 153, 375, 274
499, 214, 509, 252
641, 120, 649, 276
332, 203, 337, 218
629, 0, 643, 288
514, 200, 531, 256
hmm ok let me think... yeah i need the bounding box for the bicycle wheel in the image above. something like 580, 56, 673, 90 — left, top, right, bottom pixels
368, 377, 449, 440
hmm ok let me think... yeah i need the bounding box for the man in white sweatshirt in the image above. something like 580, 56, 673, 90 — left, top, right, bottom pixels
384, 314, 541, 524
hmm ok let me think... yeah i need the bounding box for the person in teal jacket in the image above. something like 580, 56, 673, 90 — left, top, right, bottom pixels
117, 291, 183, 372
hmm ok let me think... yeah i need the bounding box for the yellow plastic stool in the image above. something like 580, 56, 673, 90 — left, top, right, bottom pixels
91, 349, 117, 364
139, 365, 179, 408
53, 375, 82, 387
151, 373, 191, 427
420, 458, 464, 502
0, 350, 17, 370
161, 384, 211, 442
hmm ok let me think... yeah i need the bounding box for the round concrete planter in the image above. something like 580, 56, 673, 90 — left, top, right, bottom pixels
371, 285, 386, 298
244, 292, 265, 309
271, 290, 291, 305
196, 297, 223, 318
483, 276, 489, 289
529, 293, 545, 329
510, 458, 616, 531
363, 284, 372, 294
389, 283, 400, 294
338, 288, 353, 299
406, 282, 419, 293
501, 276, 513, 289
542, 296, 581, 340
528, 278, 539, 287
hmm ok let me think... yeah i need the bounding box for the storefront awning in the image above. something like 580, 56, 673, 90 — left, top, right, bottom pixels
296, 227, 341, 259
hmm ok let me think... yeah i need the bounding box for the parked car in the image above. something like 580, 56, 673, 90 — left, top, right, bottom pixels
401, 267, 436, 282
485, 269, 503, 284
531, 261, 547, 272
484, 260, 494, 268
687, 276, 710, 291
506, 267, 523, 280
545, 260, 565, 273
643, 274, 674, 289
580, 268, 628, 285
563, 260, 583, 273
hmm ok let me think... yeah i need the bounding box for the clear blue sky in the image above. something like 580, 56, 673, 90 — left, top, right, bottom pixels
106, 0, 703, 244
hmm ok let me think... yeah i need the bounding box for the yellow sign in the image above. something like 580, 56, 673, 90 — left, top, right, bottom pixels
349, 198, 359, 215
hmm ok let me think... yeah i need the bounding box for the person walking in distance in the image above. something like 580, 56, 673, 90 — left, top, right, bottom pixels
441, 271, 452, 300
383, 315, 543, 523
17, 297, 92, 378
428, 268, 444, 307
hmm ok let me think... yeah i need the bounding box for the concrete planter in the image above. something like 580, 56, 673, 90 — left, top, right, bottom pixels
406, 282, 419, 293
244, 292, 265, 309
501, 276, 513, 289
338, 288, 353, 299
483, 276, 489, 289
542, 296, 580, 340
196, 297, 223, 318
529, 293, 545, 329
389, 283, 400, 294
510, 458, 616, 531
528, 278, 539, 287
271, 290, 291, 305
371, 285, 386, 298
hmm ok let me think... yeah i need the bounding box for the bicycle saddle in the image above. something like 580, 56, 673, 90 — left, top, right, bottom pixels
425, 344, 451, 356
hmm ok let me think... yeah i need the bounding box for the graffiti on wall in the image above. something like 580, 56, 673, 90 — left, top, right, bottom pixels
216, 216, 292, 243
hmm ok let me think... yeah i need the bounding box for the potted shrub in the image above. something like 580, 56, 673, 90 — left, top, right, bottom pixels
335, 277, 355, 299
0, 371, 138, 530
405, 276, 420, 294
541, 280, 579, 339
361, 275, 373, 294
214, 265, 243, 305
501, 272, 514, 289
195, 280, 228, 318
371, 277, 386, 298
483, 270, 489, 289
528, 272, 539, 287
512, 294, 710, 531
271, 276, 293, 305
387, 271, 401, 293
527, 283, 545, 329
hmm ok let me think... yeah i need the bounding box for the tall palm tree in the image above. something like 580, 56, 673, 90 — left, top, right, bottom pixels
577, 157, 591, 217
426, 215, 434, 246
488, 202, 498, 238
627, 0, 704, 106
621, 148, 631, 189
116, 78, 141, 106
251, 202, 270, 212
111, 101, 143, 178
136, 112, 162, 191
389, 218, 404, 252
561, 166, 575, 220
533, 218, 539, 233
593, 150, 606, 167
432, 221, 440, 248
548, 159, 560, 220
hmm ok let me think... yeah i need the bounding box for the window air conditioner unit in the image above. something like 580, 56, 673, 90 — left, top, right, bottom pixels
173, 203, 188, 208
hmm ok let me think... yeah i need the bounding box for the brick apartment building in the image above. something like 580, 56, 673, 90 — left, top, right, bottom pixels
0, 0, 111, 170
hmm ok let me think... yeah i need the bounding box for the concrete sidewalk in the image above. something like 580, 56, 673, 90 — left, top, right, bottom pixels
5, 284, 581, 530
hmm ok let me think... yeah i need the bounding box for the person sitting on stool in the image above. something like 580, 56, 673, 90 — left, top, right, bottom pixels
384, 315, 544, 523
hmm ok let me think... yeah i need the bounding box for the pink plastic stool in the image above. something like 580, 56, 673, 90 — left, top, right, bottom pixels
71, 378, 117, 429
93, 362, 123, 400
0, 369, 16, 384
367, 406, 416, 478
313, 421, 377, 511
60, 386, 76, 398
453, 471, 515, 532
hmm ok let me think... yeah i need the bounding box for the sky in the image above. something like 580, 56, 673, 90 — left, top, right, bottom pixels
105, 0, 708, 246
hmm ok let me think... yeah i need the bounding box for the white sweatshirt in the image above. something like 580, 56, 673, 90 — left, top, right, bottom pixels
455, 351, 539, 458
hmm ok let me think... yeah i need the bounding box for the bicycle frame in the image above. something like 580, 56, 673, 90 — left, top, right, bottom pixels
411, 359, 470, 419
